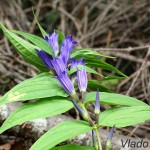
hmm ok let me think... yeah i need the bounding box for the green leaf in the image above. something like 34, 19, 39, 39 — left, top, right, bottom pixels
32, 8, 47, 37
71, 48, 114, 59
103, 75, 126, 80
56, 30, 65, 45
99, 106, 150, 127
68, 65, 103, 77
12, 30, 54, 55
84, 56, 127, 77
0, 22, 47, 71
0, 73, 68, 105
85, 92, 147, 106
0, 98, 73, 134
51, 144, 94, 150
88, 80, 112, 93
30, 120, 92, 150
99, 78, 119, 91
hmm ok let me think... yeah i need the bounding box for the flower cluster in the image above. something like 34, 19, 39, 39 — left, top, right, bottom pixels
36, 31, 87, 97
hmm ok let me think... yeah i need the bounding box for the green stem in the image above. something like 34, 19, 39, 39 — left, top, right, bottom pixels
79, 102, 94, 126
105, 141, 111, 150
81, 91, 86, 102
80, 103, 102, 150
94, 127, 103, 150
92, 130, 98, 150
95, 114, 99, 124
75, 101, 102, 150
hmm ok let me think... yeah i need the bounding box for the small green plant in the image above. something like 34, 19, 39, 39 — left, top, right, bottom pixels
0, 17, 149, 150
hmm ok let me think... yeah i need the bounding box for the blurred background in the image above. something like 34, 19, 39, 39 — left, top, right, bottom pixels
0, 0, 150, 149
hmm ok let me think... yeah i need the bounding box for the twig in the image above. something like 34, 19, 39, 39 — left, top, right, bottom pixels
126, 46, 150, 95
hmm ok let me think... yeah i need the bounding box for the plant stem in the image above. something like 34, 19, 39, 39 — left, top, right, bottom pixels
75, 101, 102, 150
94, 127, 103, 150
81, 91, 86, 102
81, 104, 102, 150
79, 102, 94, 126
92, 130, 98, 149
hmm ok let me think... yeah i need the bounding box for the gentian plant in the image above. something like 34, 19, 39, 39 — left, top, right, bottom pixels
0, 17, 150, 150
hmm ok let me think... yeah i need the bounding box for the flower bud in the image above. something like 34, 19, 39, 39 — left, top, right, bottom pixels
71, 100, 89, 121
106, 126, 115, 150
77, 66, 87, 92
94, 89, 100, 115
55, 71, 75, 95
44, 31, 59, 56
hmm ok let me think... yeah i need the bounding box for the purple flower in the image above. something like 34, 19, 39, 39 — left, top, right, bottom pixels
44, 31, 59, 56
51, 57, 66, 75
59, 35, 77, 65
55, 71, 75, 95
70, 58, 84, 70
70, 58, 85, 84
77, 67, 87, 92
36, 32, 78, 73
36, 50, 53, 69
94, 89, 100, 114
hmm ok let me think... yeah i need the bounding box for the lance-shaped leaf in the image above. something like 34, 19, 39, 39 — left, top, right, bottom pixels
103, 75, 126, 80
78, 55, 127, 77
30, 120, 92, 150
0, 98, 73, 134
85, 92, 147, 106
55, 30, 65, 45
71, 48, 114, 59
99, 106, 150, 127
0, 73, 68, 106
68, 65, 103, 77
12, 30, 54, 55
0, 22, 47, 71
51, 144, 94, 150
32, 8, 47, 37
88, 80, 112, 93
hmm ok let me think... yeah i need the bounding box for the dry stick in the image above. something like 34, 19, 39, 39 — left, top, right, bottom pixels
35, 2, 83, 37
119, 13, 148, 43
60, 0, 66, 33
126, 46, 150, 95
128, 125, 139, 137
116, 70, 138, 93
108, 51, 150, 65
140, 125, 150, 131
93, 45, 150, 52
82, 6, 88, 46
57, 7, 83, 37
90, 0, 116, 47
141, 68, 149, 101
71, 0, 87, 16
80, 1, 148, 43
95, 0, 117, 30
